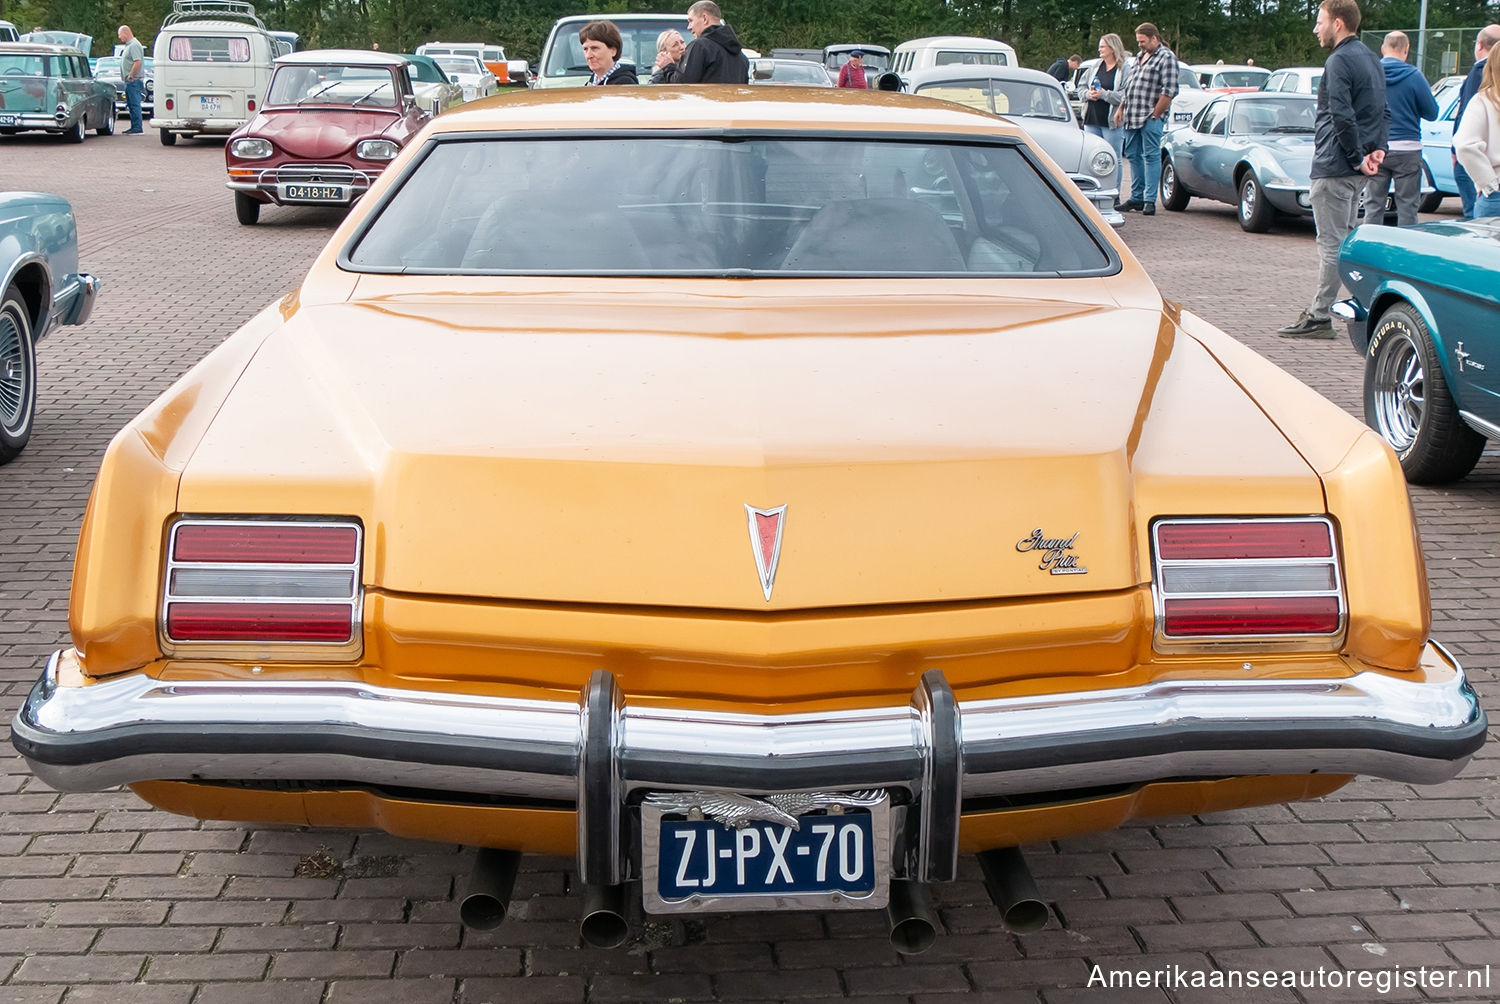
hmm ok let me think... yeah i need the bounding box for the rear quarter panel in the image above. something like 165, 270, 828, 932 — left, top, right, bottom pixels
1342, 224, 1500, 423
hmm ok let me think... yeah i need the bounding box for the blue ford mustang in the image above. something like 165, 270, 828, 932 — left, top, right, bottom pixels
1337, 218, 1500, 483
1, 191, 102, 463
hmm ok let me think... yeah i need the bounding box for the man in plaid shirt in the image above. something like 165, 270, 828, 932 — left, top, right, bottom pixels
1113, 23, 1180, 215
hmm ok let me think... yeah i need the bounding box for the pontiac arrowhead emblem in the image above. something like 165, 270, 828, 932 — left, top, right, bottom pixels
745, 504, 787, 601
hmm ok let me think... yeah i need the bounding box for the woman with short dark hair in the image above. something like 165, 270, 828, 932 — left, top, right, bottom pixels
580, 21, 638, 85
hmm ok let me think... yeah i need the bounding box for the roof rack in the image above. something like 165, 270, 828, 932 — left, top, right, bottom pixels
162, 0, 267, 29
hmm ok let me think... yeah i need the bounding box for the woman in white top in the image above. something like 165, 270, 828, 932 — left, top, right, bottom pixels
1455, 54, 1500, 218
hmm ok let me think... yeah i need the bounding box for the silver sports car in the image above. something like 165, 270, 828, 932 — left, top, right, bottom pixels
897, 65, 1123, 226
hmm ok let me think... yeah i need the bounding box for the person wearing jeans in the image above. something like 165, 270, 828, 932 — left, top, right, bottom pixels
1455, 51, 1500, 218
117, 24, 145, 134
1112, 22, 1179, 215
1084, 33, 1131, 202
1452, 26, 1499, 218
1277, 0, 1387, 339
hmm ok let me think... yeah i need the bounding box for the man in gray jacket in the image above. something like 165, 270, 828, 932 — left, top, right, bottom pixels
1278, 0, 1386, 338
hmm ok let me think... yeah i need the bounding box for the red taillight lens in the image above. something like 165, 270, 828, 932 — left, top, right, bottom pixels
1162, 596, 1342, 636
164, 518, 362, 650
247, 97, 256, 111
1156, 521, 1334, 560
174, 523, 358, 563
1153, 518, 1343, 643
166, 602, 353, 642
165, 97, 174, 110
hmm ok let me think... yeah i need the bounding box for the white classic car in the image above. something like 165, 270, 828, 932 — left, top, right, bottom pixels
434, 54, 497, 103
898, 65, 1123, 225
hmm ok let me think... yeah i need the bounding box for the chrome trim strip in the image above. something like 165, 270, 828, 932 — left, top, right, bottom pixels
1460, 410, 1500, 441
13, 648, 1484, 801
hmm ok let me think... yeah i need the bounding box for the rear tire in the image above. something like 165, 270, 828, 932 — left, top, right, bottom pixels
1363, 302, 1486, 484
97, 108, 114, 136
159, 128, 177, 146
0, 286, 37, 465
1237, 173, 1272, 232
1160, 158, 1190, 211
234, 192, 261, 226
63, 116, 85, 143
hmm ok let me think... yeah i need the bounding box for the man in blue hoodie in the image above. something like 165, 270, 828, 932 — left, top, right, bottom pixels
1365, 31, 1436, 227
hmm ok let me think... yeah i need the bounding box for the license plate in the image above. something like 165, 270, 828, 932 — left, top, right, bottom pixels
194, 95, 225, 115
0, 114, 18, 126
641, 792, 890, 913
1173, 110, 1191, 122
280, 183, 348, 203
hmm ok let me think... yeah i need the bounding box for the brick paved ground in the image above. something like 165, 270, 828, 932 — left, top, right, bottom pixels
1, 125, 1496, 1004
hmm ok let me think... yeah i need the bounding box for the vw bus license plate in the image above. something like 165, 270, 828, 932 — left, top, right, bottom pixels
281, 183, 348, 203
642, 794, 889, 912
193, 95, 224, 115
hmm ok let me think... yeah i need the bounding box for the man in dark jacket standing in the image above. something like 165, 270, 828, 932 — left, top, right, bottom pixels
677, 1, 749, 84
1278, 0, 1387, 338
1366, 31, 1437, 227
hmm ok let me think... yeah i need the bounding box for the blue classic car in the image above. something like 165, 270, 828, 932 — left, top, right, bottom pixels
1336, 218, 1500, 483
1160, 92, 1319, 231
1, 192, 102, 463
0, 42, 117, 140
1419, 75, 1464, 212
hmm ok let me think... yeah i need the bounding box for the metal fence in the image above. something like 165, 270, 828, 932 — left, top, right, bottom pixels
1360, 26, 1486, 83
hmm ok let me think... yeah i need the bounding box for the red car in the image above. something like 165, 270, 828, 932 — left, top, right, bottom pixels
225, 50, 431, 225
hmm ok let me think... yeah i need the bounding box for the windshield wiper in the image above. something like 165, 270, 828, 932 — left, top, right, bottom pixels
350, 84, 391, 106
295, 81, 341, 104
565, 64, 591, 72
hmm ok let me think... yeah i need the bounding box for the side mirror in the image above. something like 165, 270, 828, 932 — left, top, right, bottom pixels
507, 59, 528, 77
875, 71, 903, 92
449, 74, 460, 83
751, 58, 775, 80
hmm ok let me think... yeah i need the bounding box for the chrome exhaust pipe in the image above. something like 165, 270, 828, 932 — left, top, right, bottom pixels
886, 880, 938, 955
458, 847, 521, 930
579, 882, 629, 949
978, 847, 1049, 933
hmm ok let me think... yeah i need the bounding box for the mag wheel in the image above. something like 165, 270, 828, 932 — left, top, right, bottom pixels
1237, 173, 1271, 232
1364, 302, 1486, 484
1160, 159, 1190, 211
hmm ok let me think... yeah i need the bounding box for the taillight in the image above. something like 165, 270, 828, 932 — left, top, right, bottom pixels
165, 97, 174, 110
247, 97, 256, 111
163, 517, 362, 652
1152, 517, 1343, 647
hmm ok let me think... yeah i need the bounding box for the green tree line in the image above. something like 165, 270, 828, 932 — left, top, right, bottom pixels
6, 0, 1495, 73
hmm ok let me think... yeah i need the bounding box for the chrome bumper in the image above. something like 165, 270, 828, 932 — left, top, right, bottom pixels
54, 273, 102, 328
13, 646, 1485, 803
13, 647, 1484, 885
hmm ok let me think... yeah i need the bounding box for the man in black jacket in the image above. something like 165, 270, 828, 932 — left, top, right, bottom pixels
1278, 0, 1387, 338
677, 0, 749, 84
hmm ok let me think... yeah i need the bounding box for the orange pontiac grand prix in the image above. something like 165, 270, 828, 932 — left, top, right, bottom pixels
11, 87, 1485, 953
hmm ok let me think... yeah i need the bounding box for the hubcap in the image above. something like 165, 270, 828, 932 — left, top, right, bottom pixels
1372, 331, 1424, 452
0, 306, 29, 433
1240, 180, 1256, 220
